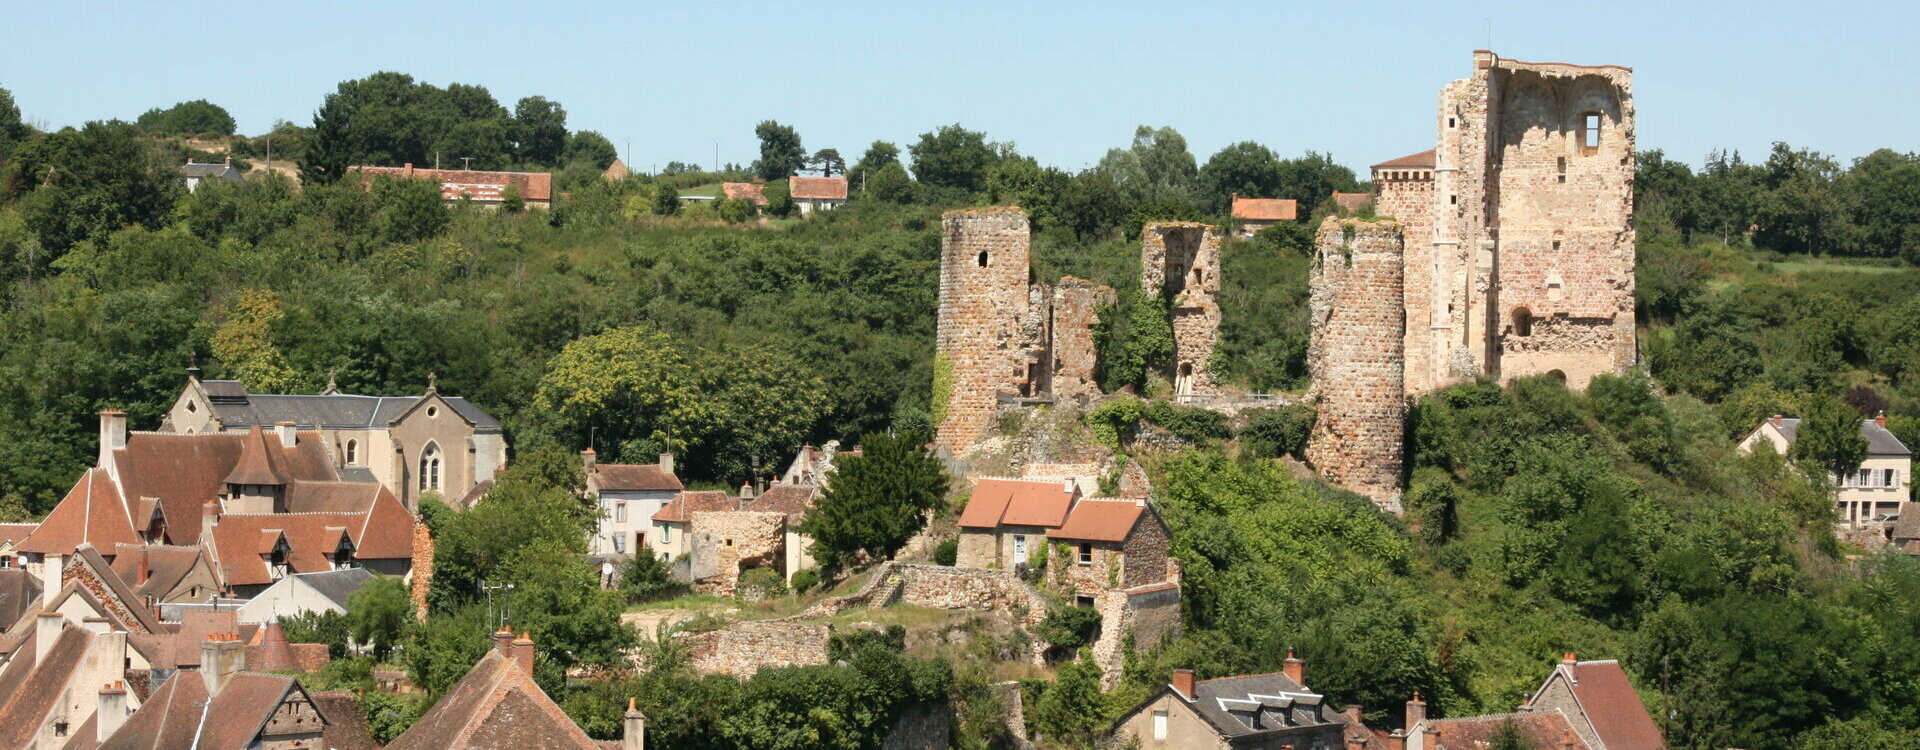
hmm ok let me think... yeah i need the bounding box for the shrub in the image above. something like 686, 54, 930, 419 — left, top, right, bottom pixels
790, 568, 821, 594
1239, 404, 1316, 458
1038, 606, 1103, 650
736, 567, 788, 598
933, 537, 959, 566
618, 552, 683, 604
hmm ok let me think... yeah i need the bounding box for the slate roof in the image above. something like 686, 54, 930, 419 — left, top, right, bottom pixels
386, 648, 599, 750
1180, 671, 1347, 739
181, 161, 243, 181
593, 462, 683, 492
790, 176, 849, 200
1527, 660, 1663, 750
722, 182, 769, 205
1047, 499, 1143, 543
290, 568, 376, 609
653, 491, 738, 523
1231, 196, 1298, 222
1751, 417, 1912, 457
1372, 149, 1437, 170
1426, 712, 1588, 750
958, 478, 1076, 529
743, 485, 817, 524
195, 381, 502, 432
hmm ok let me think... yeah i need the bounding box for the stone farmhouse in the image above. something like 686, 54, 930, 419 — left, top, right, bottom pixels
384, 628, 631, 750
1112, 660, 1357, 750
932, 208, 1224, 451
348, 163, 554, 209
1308, 50, 1637, 511
1401, 655, 1663, 750
789, 175, 849, 214
722, 181, 769, 206
179, 157, 243, 193
1229, 195, 1298, 237
1737, 413, 1912, 525
163, 371, 506, 512
583, 448, 683, 559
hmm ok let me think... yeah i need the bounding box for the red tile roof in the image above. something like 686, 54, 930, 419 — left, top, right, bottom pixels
349, 165, 554, 202
1230, 197, 1298, 222
386, 648, 599, 750
722, 182, 769, 205
593, 463, 683, 492
1371, 149, 1436, 170
1564, 660, 1663, 750
108, 543, 208, 599
0, 623, 91, 748
789, 176, 849, 200
1428, 712, 1588, 750
112, 429, 338, 546
1046, 499, 1143, 543
15, 469, 136, 555
652, 491, 738, 523
223, 426, 291, 486
0, 523, 36, 546
98, 670, 314, 749
958, 478, 1076, 529
743, 485, 817, 524
1332, 191, 1372, 212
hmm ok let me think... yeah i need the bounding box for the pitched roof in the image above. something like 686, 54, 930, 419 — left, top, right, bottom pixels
743, 485, 817, 524
290, 568, 376, 609
593, 463, 683, 492
111, 429, 341, 546
15, 469, 136, 555
1332, 191, 1372, 212
1231, 196, 1298, 222
0, 522, 37, 546
652, 491, 738, 523
349, 165, 553, 202
108, 544, 207, 600
386, 649, 599, 750
1893, 502, 1920, 542
1372, 150, 1437, 170
722, 182, 769, 205
1427, 712, 1589, 750
1180, 671, 1346, 739
0, 622, 96, 748
1750, 417, 1912, 457
0, 569, 40, 628
958, 478, 1076, 529
224, 426, 292, 486
789, 176, 849, 200
63, 544, 166, 635
1047, 499, 1144, 543
181, 162, 243, 180
207, 505, 412, 588
1539, 660, 1663, 750
193, 382, 502, 432
311, 689, 381, 750
99, 670, 312, 750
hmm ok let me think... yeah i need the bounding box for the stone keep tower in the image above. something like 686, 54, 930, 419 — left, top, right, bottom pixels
1306, 218, 1406, 512
935, 207, 1034, 452
1391, 50, 1636, 393
1140, 222, 1223, 396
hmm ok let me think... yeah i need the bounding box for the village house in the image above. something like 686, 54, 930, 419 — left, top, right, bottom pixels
789, 175, 849, 214
107, 543, 220, 605
163, 370, 507, 511
584, 449, 683, 559
0, 522, 36, 567
651, 490, 739, 562
740, 484, 820, 583
89, 628, 369, 749
780, 440, 858, 487
1737, 413, 1911, 525
348, 163, 554, 209
234, 567, 375, 624
722, 181, 769, 206
180, 157, 243, 193
1111, 660, 1357, 750
1229, 195, 1298, 237
384, 628, 635, 750
1403, 655, 1663, 750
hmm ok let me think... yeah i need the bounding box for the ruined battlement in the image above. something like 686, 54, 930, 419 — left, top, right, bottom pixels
1140, 222, 1223, 396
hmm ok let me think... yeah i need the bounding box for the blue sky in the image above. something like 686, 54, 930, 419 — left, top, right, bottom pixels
6, 0, 1914, 175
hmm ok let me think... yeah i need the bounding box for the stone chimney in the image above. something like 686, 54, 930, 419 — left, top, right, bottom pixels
40, 553, 62, 606
97, 680, 130, 742
658, 453, 675, 477
512, 632, 535, 676
1386, 729, 1404, 750
1171, 669, 1195, 700
99, 409, 127, 470
740, 482, 755, 501
582, 447, 597, 474
623, 697, 646, 750
202, 632, 244, 695
1876, 411, 1888, 429
1283, 650, 1305, 687
1404, 691, 1426, 730
36, 612, 63, 664
276, 421, 298, 448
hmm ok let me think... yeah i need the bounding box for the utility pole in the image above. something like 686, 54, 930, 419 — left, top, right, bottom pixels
714, 141, 719, 173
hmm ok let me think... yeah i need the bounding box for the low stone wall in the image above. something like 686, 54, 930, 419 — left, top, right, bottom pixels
882, 701, 953, 750
804, 562, 1048, 628
684, 620, 831, 678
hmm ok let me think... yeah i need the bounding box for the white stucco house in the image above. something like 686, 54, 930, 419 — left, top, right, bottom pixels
585, 449, 683, 559
236, 568, 375, 624
1738, 413, 1912, 525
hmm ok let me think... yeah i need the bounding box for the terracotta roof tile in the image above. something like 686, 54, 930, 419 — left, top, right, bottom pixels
743, 486, 817, 524
223, 426, 291, 486
350, 165, 553, 202
789, 176, 848, 200
1230, 197, 1298, 221
958, 478, 1075, 529
722, 182, 769, 205
593, 463, 683, 492
15, 469, 135, 555
386, 649, 599, 750
653, 491, 737, 523
1428, 712, 1588, 750
1046, 499, 1143, 542
1371, 149, 1436, 170
1566, 661, 1662, 750
108, 544, 206, 599
113, 430, 338, 546
0, 522, 37, 545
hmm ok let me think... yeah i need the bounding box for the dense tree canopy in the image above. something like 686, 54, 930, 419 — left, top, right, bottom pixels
909, 124, 993, 193
135, 99, 236, 136
753, 120, 805, 180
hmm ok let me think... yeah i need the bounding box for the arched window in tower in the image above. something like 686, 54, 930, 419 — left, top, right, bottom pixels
344, 439, 358, 466
1512, 307, 1534, 338
419, 443, 443, 493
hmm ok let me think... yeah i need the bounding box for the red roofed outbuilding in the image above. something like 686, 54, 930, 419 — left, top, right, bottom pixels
1229, 195, 1299, 237
789, 176, 849, 215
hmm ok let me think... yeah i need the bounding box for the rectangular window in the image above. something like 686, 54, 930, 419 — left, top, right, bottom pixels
1078, 543, 1093, 566
1557, 156, 1567, 183
1583, 113, 1602, 150
1013, 535, 1027, 560
1887, 468, 1899, 488
1152, 710, 1168, 740
662, 525, 672, 543
616, 502, 627, 523
613, 534, 626, 553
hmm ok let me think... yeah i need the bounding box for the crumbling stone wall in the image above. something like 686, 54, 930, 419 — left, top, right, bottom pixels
1307, 218, 1407, 512
935, 208, 1036, 453
1049, 278, 1113, 403
882, 702, 953, 750
1376, 161, 1441, 395
1422, 51, 1636, 391
684, 620, 830, 678
1140, 223, 1223, 395
688, 511, 786, 597
409, 521, 434, 623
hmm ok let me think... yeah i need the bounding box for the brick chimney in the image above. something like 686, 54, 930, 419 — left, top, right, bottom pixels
202, 632, 244, 695
403, 163, 415, 177
36, 612, 63, 664
1770, 414, 1784, 428
134, 547, 150, 585
492, 626, 514, 655
40, 554, 62, 606
659, 453, 675, 477
1562, 652, 1579, 683
1345, 705, 1363, 725
99, 409, 127, 471
1405, 691, 1426, 730
512, 632, 535, 676
623, 697, 646, 750
1386, 729, 1404, 750
97, 681, 130, 742
1876, 411, 1888, 429
1171, 669, 1195, 700
276, 421, 297, 448
1283, 650, 1305, 687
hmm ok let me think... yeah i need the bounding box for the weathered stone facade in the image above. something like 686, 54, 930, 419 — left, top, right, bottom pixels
1307, 218, 1407, 512
688, 511, 786, 597
1393, 50, 1636, 394
1050, 278, 1113, 402
683, 620, 831, 678
1140, 223, 1223, 396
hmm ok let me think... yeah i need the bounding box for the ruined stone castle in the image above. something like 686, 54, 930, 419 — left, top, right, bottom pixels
1309, 50, 1637, 509
934, 209, 1222, 452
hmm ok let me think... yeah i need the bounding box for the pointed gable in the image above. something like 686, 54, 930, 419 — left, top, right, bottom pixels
113, 430, 338, 546
386, 649, 599, 750
15, 469, 137, 556
223, 426, 290, 486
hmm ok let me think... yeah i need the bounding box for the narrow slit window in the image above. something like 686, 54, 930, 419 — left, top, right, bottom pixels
1557, 156, 1567, 183
976, 251, 989, 268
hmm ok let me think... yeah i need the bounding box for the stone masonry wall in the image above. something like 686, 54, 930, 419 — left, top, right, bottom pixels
1307, 218, 1407, 512
935, 207, 1034, 453
1378, 169, 1440, 395
1140, 223, 1222, 394
684, 620, 830, 678
688, 511, 786, 597
1049, 278, 1114, 403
